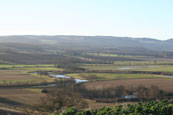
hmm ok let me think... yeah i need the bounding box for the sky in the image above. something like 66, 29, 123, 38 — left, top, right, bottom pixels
0, 0, 173, 40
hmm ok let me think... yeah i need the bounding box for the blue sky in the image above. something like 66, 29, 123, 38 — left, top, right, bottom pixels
0, 0, 173, 40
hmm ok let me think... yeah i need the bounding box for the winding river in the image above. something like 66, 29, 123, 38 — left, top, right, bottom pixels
49, 74, 89, 83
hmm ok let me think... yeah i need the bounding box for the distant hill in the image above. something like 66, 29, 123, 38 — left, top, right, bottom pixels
1, 35, 173, 64
0, 35, 173, 52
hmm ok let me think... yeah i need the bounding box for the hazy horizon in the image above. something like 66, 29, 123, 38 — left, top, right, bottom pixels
0, 34, 172, 41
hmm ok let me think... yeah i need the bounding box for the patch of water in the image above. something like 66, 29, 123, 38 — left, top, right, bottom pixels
118, 66, 139, 70
50, 75, 71, 79
32, 72, 89, 84
147, 66, 160, 68
75, 79, 89, 83
50, 74, 88, 83
163, 75, 173, 78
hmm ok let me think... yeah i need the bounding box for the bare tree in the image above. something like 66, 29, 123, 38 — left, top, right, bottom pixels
33, 88, 88, 114
136, 85, 148, 99
148, 85, 163, 99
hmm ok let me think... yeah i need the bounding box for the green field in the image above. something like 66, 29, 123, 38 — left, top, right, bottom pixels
0, 64, 63, 70
87, 53, 118, 57
66, 73, 171, 80
81, 63, 173, 72
87, 53, 152, 58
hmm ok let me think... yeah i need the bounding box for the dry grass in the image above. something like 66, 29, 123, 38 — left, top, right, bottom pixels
84, 79, 173, 93
0, 88, 45, 105
1, 94, 44, 105
0, 70, 40, 81
0, 70, 56, 85
87, 99, 136, 109
0, 88, 38, 95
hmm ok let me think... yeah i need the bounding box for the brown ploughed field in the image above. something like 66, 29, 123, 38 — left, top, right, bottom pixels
84, 79, 173, 93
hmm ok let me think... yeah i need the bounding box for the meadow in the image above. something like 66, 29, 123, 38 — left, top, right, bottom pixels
66, 73, 171, 80
80, 62, 173, 72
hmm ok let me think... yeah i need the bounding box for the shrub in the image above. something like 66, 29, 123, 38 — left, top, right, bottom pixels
60, 100, 173, 115
41, 88, 48, 93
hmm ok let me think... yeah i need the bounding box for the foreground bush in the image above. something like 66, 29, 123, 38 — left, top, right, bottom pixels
56, 100, 173, 115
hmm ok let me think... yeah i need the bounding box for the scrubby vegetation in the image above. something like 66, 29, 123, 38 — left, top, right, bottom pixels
32, 88, 88, 114
58, 100, 173, 115
76, 85, 164, 101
